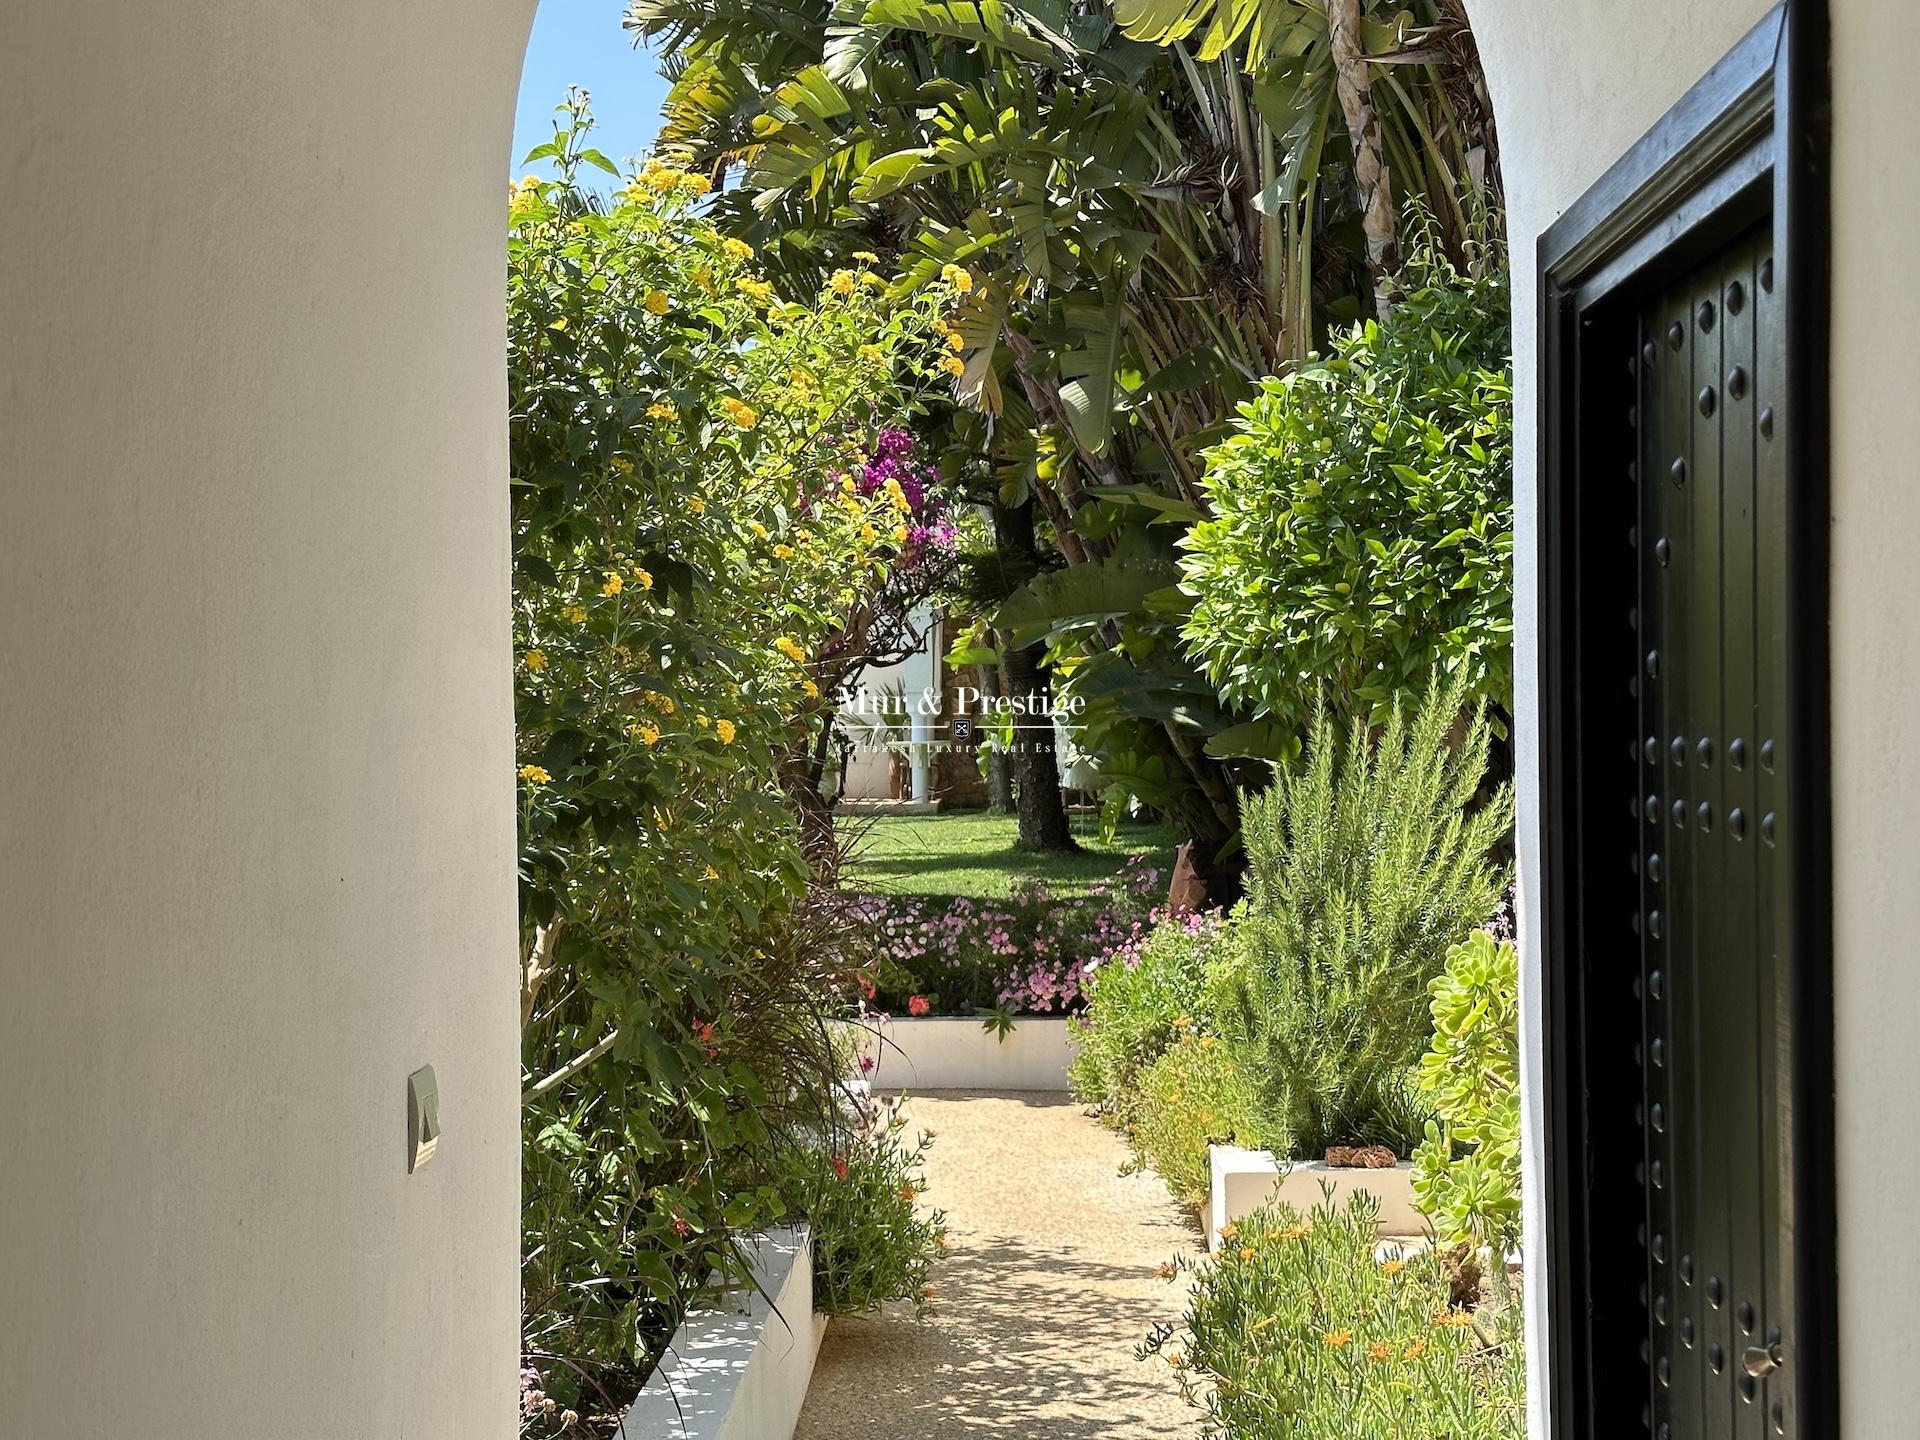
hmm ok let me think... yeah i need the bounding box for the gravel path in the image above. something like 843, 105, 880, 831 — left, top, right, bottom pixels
795, 1090, 1206, 1438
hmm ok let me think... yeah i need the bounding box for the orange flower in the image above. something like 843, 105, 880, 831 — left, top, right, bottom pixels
1321, 1329, 1353, 1349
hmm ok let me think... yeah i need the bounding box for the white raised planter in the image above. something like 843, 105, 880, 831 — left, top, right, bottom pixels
618, 1226, 826, 1440
1206, 1144, 1425, 1249
835, 1014, 1078, 1091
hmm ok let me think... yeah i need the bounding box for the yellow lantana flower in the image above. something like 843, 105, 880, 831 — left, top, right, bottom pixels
687, 496, 707, 515
943, 355, 966, 377
736, 277, 772, 302
524, 649, 548, 672
633, 567, 654, 590
602, 572, 624, 597
749, 521, 769, 539
862, 272, 886, 290
723, 237, 754, 260
632, 723, 662, 746
828, 269, 856, 296
518, 764, 551, 784
859, 344, 885, 364
644, 290, 671, 315
715, 718, 737, 744
802, 679, 821, 699
852, 250, 880, 263
647, 401, 678, 421
947, 332, 965, 352
773, 637, 807, 663
562, 605, 587, 625
940, 263, 975, 293
719, 397, 758, 429
773, 544, 794, 559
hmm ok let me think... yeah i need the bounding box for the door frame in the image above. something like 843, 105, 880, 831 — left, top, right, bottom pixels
1533, 4, 1833, 1438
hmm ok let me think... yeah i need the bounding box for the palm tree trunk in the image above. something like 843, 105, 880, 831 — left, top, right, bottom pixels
1328, 0, 1401, 321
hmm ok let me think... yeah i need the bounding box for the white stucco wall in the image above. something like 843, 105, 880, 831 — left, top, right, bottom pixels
0, 3, 534, 1435
1474, 1, 1920, 1434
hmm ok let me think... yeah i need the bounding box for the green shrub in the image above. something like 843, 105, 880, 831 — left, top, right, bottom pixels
1148, 1189, 1525, 1440
1412, 929, 1522, 1259
797, 1096, 947, 1319
1069, 910, 1226, 1126
1130, 1033, 1260, 1211
1212, 675, 1512, 1158
1180, 253, 1512, 735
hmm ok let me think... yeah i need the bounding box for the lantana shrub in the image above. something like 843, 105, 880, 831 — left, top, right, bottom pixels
853, 854, 1165, 1018
1146, 1189, 1524, 1439
511, 97, 957, 1417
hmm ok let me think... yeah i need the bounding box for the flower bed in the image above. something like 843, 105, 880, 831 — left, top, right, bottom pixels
854, 853, 1165, 1019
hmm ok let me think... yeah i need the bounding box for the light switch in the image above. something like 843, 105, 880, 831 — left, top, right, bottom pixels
408, 1065, 440, 1173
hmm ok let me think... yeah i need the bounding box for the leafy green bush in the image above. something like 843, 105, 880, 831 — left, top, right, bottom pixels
797, 1095, 948, 1319
1413, 928, 1522, 1259
1146, 1189, 1524, 1440
1069, 910, 1226, 1127
1212, 675, 1512, 1158
1180, 253, 1512, 735
1130, 1033, 1260, 1211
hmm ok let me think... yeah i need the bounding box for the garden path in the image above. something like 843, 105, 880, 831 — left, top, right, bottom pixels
795, 1091, 1204, 1438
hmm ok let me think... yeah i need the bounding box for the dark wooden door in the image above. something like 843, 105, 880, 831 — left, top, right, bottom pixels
1633, 229, 1796, 1440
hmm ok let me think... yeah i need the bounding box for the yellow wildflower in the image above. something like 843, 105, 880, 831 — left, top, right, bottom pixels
1279, 1223, 1310, 1241
647, 401, 678, 421
862, 272, 887, 290
1368, 1341, 1394, 1361
773, 636, 807, 663
947, 331, 965, 352
715, 718, 736, 744
1380, 1258, 1407, 1275
601, 572, 623, 596
860, 523, 878, 545
632, 723, 661, 747
899, 1183, 918, 1203
1322, 1329, 1353, 1349
736, 277, 772, 303
719, 397, 758, 429
644, 290, 671, 316
517, 764, 551, 784
524, 649, 548, 672
1404, 1338, 1429, 1360
692, 267, 714, 293
932, 316, 952, 337
647, 692, 676, 714
1237, 1246, 1255, 1262
703, 865, 719, 880
562, 605, 587, 625
749, 521, 769, 539
859, 344, 885, 364
1219, 1223, 1239, 1241
611, 456, 634, 475
852, 250, 879, 263
696, 714, 710, 728
942, 355, 966, 377
633, 567, 654, 590
773, 543, 794, 559
1199, 1035, 1216, 1050
940, 263, 975, 293
723, 237, 754, 260
802, 679, 821, 699
891, 525, 908, 544
1167, 1352, 1185, 1370
1174, 1015, 1192, 1029
829, 269, 856, 296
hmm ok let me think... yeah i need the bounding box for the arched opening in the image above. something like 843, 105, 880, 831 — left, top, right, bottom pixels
12, 2, 1920, 1438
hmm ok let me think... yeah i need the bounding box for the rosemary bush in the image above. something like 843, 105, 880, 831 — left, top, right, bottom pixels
1212, 675, 1512, 1158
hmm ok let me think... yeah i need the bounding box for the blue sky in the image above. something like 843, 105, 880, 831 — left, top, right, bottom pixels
513, 1, 671, 183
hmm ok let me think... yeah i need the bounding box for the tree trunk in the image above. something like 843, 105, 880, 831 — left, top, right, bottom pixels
992, 497, 1077, 852
979, 663, 1013, 812
1328, 0, 1401, 322
1000, 634, 1077, 852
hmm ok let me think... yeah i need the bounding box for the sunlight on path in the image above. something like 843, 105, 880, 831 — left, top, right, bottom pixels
796, 1091, 1205, 1438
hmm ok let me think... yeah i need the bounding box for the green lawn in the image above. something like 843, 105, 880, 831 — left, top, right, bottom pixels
838, 809, 1178, 901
